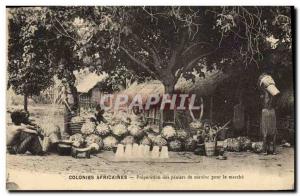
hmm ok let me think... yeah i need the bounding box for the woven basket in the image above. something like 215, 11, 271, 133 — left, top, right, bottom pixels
205, 142, 216, 156
69, 121, 85, 134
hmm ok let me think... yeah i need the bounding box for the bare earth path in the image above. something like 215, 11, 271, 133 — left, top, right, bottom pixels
7, 147, 294, 176
6, 147, 294, 190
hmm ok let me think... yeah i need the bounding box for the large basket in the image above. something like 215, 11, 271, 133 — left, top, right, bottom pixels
69, 121, 85, 134
205, 142, 216, 156
258, 74, 280, 96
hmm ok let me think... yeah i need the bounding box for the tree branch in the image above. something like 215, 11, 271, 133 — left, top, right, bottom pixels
175, 68, 183, 82
168, 34, 186, 70
54, 17, 77, 42
50, 17, 79, 46
131, 33, 161, 71
120, 46, 158, 79
183, 48, 218, 73
182, 42, 212, 55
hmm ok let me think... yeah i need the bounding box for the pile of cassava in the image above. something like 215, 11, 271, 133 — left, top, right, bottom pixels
68, 111, 197, 153
69, 112, 260, 154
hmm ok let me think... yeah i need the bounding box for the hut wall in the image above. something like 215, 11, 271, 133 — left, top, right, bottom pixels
91, 87, 102, 103
144, 108, 161, 126
79, 93, 94, 110
78, 86, 106, 111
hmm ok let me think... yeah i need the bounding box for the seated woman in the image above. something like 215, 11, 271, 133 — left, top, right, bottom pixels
93, 104, 107, 124
7, 110, 45, 156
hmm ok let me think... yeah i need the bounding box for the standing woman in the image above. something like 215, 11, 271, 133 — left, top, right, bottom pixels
259, 73, 280, 155
59, 60, 79, 136
63, 84, 78, 136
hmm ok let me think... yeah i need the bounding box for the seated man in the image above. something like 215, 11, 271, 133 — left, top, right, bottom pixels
7, 110, 45, 156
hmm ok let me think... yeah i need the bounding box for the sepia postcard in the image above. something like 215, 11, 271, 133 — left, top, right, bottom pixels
6, 6, 295, 191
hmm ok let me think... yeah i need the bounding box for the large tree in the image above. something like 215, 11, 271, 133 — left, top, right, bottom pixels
7, 7, 54, 111
64, 6, 292, 94
7, 6, 292, 111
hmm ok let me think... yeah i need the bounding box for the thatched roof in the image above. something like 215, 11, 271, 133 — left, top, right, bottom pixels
76, 73, 107, 93
119, 69, 230, 104
175, 69, 229, 95
122, 80, 164, 104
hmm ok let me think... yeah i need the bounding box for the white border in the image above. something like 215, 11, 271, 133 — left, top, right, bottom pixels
0, 1, 298, 195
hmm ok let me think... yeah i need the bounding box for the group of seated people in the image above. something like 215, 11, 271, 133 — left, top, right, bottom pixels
7, 105, 108, 156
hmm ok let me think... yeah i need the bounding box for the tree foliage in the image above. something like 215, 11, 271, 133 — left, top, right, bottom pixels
7, 6, 292, 98
7, 7, 54, 100
56, 6, 292, 92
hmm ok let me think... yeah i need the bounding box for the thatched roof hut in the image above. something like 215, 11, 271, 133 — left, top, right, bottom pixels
120, 69, 231, 104
76, 73, 108, 93
114, 69, 233, 128
76, 73, 108, 110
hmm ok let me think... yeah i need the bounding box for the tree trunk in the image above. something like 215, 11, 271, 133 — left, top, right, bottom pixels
161, 80, 176, 128
246, 114, 250, 137
164, 84, 175, 94
24, 94, 28, 112
209, 96, 213, 123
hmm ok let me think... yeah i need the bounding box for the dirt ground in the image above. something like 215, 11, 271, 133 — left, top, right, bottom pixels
7, 146, 294, 176
6, 147, 294, 190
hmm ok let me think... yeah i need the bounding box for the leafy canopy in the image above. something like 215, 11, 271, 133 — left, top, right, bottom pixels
7, 6, 292, 94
